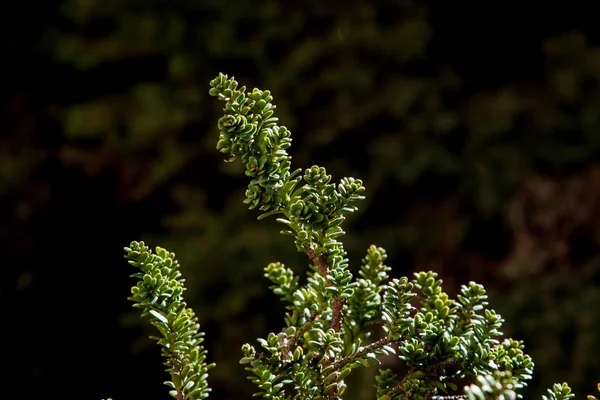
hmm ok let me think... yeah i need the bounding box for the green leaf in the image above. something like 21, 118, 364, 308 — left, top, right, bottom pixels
149, 309, 169, 325
257, 209, 283, 220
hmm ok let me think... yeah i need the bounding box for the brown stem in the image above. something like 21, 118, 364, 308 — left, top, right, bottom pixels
306, 247, 328, 276
288, 311, 320, 350
331, 298, 345, 332
305, 248, 345, 333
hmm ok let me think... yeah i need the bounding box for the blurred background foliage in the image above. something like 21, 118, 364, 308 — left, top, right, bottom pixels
3, 1, 600, 399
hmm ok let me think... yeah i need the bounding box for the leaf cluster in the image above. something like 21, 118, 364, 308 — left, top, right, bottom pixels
123, 73, 599, 400
125, 241, 215, 400
207, 74, 538, 400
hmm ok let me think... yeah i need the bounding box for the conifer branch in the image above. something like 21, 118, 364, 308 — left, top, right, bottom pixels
125, 242, 214, 400
122, 73, 599, 400
206, 73, 538, 400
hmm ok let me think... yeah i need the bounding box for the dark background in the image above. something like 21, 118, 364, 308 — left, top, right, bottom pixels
3, 1, 599, 399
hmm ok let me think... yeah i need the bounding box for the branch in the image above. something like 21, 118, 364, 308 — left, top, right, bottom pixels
334, 337, 396, 370
306, 247, 328, 276
306, 247, 345, 333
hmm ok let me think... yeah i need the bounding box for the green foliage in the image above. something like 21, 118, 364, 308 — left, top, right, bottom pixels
464, 371, 521, 400
7, 3, 599, 397
125, 242, 215, 400
124, 73, 598, 399
212, 73, 540, 399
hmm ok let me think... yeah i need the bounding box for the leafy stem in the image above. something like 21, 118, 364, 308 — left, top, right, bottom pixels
123, 72, 599, 400
333, 337, 396, 371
